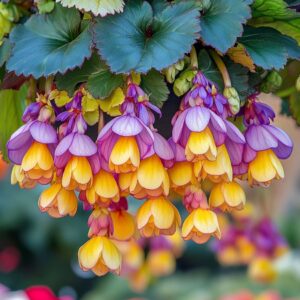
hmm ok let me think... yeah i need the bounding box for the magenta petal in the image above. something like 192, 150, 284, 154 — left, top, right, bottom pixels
185, 107, 210, 132
55, 133, 75, 157
243, 144, 257, 163
168, 138, 186, 162
99, 134, 119, 162
226, 140, 243, 166
30, 121, 57, 144
265, 125, 293, 159
210, 126, 226, 146
97, 118, 117, 141
88, 154, 101, 174
225, 120, 245, 144
69, 133, 97, 157
153, 132, 174, 161
209, 111, 226, 133
55, 152, 71, 169
7, 122, 32, 150
245, 125, 278, 151
172, 110, 188, 143
112, 115, 143, 136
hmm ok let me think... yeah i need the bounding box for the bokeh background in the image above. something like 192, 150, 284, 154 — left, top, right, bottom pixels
0, 95, 300, 300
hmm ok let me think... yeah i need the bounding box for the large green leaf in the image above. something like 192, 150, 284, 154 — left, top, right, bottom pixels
238, 26, 300, 70
199, 0, 251, 53
0, 85, 27, 161
250, 0, 300, 45
7, 4, 93, 78
56, 0, 124, 16
93, 0, 200, 73
0, 38, 11, 67
140, 69, 169, 107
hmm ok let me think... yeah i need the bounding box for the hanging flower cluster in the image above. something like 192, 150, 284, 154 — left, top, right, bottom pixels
213, 205, 288, 284
6, 71, 293, 277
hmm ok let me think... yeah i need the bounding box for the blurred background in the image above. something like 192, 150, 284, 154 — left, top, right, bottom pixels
0, 95, 300, 300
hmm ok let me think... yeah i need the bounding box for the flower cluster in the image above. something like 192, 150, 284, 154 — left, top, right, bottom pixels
213, 205, 288, 283
6, 71, 293, 277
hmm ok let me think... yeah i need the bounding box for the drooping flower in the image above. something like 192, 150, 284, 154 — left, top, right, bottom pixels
209, 181, 246, 211
136, 196, 181, 238
78, 236, 121, 276
38, 182, 77, 218
241, 97, 293, 186
11, 165, 36, 189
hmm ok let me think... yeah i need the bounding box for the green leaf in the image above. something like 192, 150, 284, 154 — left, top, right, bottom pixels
140, 69, 169, 107
55, 53, 102, 95
37, 0, 55, 13
7, 4, 93, 78
56, 0, 124, 16
94, 0, 200, 73
87, 62, 124, 99
250, 0, 300, 45
199, 0, 251, 53
289, 91, 300, 124
0, 85, 27, 161
238, 26, 300, 70
0, 38, 11, 67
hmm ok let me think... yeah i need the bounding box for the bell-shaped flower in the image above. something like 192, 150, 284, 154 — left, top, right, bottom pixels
88, 207, 113, 238
182, 208, 221, 244
172, 106, 226, 162
38, 182, 77, 218
136, 196, 181, 238
78, 236, 121, 276
7, 121, 57, 184
209, 181, 246, 211
11, 165, 36, 189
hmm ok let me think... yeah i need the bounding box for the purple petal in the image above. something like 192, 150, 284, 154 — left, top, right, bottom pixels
185, 107, 210, 132
153, 132, 174, 161
56, 111, 72, 122
112, 115, 143, 136
172, 110, 188, 143
7, 122, 32, 150
55, 152, 72, 169
168, 138, 186, 162
264, 125, 293, 159
69, 133, 97, 157
225, 140, 244, 166
98, 134, 119, 162
225, 120, 245, 144
30, 121, 58, 144
55, 133, 75, 157
209, 111, 226, 133
210, 126, 226, 146
245, 125, 278, 151
243, 144, 257, 163
97, 118, 117, 142
88, 153, 101, 174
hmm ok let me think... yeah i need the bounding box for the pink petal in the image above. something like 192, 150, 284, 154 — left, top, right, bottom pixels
172, 110, 188, 143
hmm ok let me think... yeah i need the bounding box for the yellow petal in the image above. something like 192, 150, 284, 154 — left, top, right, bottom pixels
193, 209, 220, 235
137, 155, 165, 190
57, 189, 78, 216
73, 156, 93, 185
78, 237, 103, 270
111, 211, 136, 241
223, 181, 246, 209
37, 143, 54, 171
136, 200, 153, 229
151, 197, 176, 229
101, 237, 122, 271
94, 170, 119, 199
22, 142, 39, 171
181, 211, 196, 238
168, 162, 193, 187
39, 183, 61, 209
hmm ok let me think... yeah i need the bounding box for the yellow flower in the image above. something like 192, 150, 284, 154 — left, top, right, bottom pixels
165, 229, 185, 257
49, 90, 71, 107
182, 208, 221, 244
110, 210, 136, 241
78, 236, 121, 276
62, 156, 93, 190
21, 142, 54, 185
39, 183, 77, 218
185, 127, 217, 162
217, 246, 241, 266
11, 165, 36, 189
109, 136, 140, 173
129, 263, 151, 293
147, 249, 176, 277
195, 144, 232, 182
248, 149, 284, 186
168, 161, 195, 195
85, 170, 119, 205
248, 257, 277, 284
209, 181, 246, 211
236, 236, 256, 264
136, 197, 181, 238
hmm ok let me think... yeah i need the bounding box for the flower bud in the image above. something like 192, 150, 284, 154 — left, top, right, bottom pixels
260, 71, 283, 93
173, 70, 197, 97
164, 59, 186, 83
223, 87, 240, 115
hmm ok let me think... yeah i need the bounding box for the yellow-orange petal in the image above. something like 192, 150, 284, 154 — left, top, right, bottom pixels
110, 211, 136, 241
147, 250, 175, 276
73, 156, 93, 185
57, 188, 78, 216
94, 170, 119, 199
39, 183, 61, 209
168, 162, 193, 187
101, 237, 122, 272
78, 237, 103, 270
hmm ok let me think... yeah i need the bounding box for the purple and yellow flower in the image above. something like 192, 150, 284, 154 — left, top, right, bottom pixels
38, 182, 77, 218
136, 196, 181, 238
209, 181, 246, 211
78, 236, 121, 276
11, 165, 36, 189
7, 120, 57, 185
242, 98, 293, 186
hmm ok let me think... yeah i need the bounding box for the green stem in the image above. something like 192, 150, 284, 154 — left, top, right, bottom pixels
209, 50, 231, 88
27, 78, 37, 103
190, 46, 198, 70
45, 76, 54, 95
276, 86, 297, 98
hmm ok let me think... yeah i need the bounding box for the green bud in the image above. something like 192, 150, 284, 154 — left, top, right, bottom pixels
173, 70, 197, 97
296, 75, 300, 92
223, 87, 240, 115
260, 71, 283, 93
164, 59, 186, 83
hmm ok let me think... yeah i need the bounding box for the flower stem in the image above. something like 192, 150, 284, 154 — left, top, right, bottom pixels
98, 109, 104, 133
45, 76, 54, 95
190, 46, 198, 70
209, 50, 231, 88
